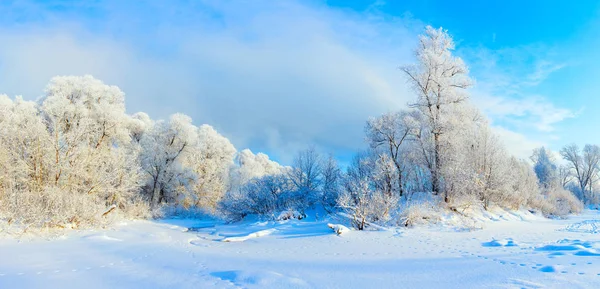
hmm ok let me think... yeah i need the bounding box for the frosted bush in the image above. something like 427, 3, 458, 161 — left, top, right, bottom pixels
399, 202, 442, 227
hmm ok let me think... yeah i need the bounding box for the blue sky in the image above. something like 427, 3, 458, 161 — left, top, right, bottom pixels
0, 0, 599, 165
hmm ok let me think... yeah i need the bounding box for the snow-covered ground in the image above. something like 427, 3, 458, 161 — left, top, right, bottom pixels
2, 210, 600, 289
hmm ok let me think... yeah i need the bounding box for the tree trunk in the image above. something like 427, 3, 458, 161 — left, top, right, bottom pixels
580, 180, 587, 204
433, 133, 441, 198
152, 182, 161, 208
396, 166, 403, 198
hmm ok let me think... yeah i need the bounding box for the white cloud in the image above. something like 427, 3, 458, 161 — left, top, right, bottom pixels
464, 43, 577, 159
472, 90, 575, 132
524, 61, 567, 87
491, 126, 544, 160
0, 0, 421, 164
1, 0, 572, 164
466, 43, 575, 135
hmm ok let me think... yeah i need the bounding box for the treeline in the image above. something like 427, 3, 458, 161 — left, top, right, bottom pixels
0, 75, 290, 228
221, 27, 583, 229
0, 26, 585, 230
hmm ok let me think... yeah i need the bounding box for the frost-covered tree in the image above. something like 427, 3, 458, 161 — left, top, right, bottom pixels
401, 26, 473, 199
140, 113, 197, 207
558, 164, 574, 189
531, 147, 557, 189
39, 76, 142, 210
529, 148, 583, 216
220, 149, 289, 219
320, 154, 341, 212
184, 124, 236, 210
365, 110, 415, 197
290, 147, 322, 193
338, 152, 398, 230
41, 75, 132, 149
506, 158, 541, 209
229, 149, 287, 191
136, 117, 237, 212
220, 173, 295, 220
560, 144, 600, 203
445, 119, 509, 209
128, 112, 153, 143
377, 153, 402, 201
288, 147, 322, 211
0, 96, 52, 197
222, 148, 338, 219
0, 76, 147, 228
402, 111, 434, 194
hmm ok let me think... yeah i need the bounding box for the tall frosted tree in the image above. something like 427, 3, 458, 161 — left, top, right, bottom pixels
401, 26, 473, 200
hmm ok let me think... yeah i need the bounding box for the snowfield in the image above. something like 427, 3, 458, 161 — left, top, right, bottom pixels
3, 210, 600, 289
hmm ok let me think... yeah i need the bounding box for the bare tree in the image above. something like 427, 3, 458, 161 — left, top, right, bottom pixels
338, 152, 398, 230
365, 110, 414, 197
560, 144, 600, 203
584, 145, 600, 201
401, 26, 473, 201
288, 147, 323, 210
320, 154, 341, 212
290, 147, 322, 191
558, 164, 574, 189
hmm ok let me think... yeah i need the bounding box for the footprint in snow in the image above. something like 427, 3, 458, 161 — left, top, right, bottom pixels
538, 266, 557, 273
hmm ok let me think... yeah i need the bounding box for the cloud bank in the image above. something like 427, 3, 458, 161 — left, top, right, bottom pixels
0, 0, 576, 162
0, 0, 423, 163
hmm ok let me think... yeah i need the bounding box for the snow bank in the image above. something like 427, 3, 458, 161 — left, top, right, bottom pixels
327, 223, 350, 235
565, 220, 600, 234
276, 210, 306, 221
3, 210, 600, 288
81, 233, 123, 242
222, 228, 277, 242
481, 238, 518, 247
